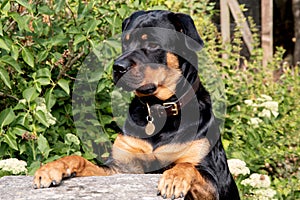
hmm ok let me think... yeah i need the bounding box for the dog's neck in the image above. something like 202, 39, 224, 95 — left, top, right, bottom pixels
138, 78, 200, 118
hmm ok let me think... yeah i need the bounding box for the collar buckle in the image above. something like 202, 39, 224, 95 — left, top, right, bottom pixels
163, 102, 178, 116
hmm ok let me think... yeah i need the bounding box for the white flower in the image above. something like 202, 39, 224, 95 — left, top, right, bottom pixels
241, 173, 271, 188
271, 111, 279, 118
258, 109, 271, 118
19, 99, 27, 105
261, 101, 278, 112
227, 159, 250, 176
256, 98, 266, 102
252, 188, 277, 199
244, 99, 254, 106
260, 94, 273, 101
0, 158, 27, 174
249, 117, 263, 128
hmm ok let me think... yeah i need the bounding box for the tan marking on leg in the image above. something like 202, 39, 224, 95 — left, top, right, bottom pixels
112, 135, 210, 173
113, 134, 153, 154
112, 134, 155, 173
154, 138, 210, 165
33, 155, 111, 189
158, 163, 217, 199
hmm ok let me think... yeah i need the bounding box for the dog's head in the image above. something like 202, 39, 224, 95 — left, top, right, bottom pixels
113, 10, 204, 100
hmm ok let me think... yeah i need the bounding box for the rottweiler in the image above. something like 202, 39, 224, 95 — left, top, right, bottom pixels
33, 10, 240, 200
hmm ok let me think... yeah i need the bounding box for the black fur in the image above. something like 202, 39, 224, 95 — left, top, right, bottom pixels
111, 10, 240, 200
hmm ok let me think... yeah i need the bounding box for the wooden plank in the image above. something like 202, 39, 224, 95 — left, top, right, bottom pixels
220, 0, 230, 61
261, 0, 273, 66
221, 0, 230, 44
227, 0, 253, 52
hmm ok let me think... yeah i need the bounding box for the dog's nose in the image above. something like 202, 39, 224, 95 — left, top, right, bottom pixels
113, 59, 131, 74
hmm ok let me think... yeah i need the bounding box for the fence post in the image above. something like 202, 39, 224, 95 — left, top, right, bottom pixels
221, 0, 230, 62
261, 0, 273, 67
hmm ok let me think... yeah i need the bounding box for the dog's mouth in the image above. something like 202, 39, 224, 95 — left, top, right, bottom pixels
116, 77, 157, 96
135, 83, 157, 95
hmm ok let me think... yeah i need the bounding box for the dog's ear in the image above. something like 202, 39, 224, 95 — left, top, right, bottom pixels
168, 13, 204, 51
122, 11, 146, 31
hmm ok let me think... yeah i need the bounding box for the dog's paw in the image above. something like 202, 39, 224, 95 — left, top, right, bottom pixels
33, 160, 73, 189
157, 163, 195, 199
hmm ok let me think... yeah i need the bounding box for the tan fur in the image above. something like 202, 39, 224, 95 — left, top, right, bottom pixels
33, 155, 111, 188
158, 163, 217, 199
134, 63, 181, 100
112, 134, 210, 167
141, 34, 148, 40
166, 52, 179, 69
125, 34, 130, 40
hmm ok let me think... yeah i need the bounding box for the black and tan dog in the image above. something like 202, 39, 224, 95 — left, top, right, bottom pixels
33, 10, 240, 200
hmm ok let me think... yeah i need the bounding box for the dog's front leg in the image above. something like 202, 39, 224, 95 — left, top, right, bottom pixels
33, 155, 114, 189
157, 163, 217, 200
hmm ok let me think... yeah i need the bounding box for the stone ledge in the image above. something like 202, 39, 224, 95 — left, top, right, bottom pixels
0, 174, 184, 200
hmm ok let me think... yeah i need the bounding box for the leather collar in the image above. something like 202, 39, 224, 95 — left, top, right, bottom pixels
143, 78, 200, 118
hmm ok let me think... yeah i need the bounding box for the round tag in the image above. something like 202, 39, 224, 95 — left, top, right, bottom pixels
145, 122, 155, 135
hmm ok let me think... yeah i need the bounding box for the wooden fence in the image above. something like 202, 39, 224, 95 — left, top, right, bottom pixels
221, 0, 273, 66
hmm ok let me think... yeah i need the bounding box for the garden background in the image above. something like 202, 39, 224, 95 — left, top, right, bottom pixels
0, 0, 299, 199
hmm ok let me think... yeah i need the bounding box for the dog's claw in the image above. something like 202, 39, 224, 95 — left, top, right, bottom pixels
162, 194, 167, 199
157, 190, 161, 196
71, 172, 76, 177
51, 180, 57, 186
180, 192, 184, 198
171, 194, 175, 200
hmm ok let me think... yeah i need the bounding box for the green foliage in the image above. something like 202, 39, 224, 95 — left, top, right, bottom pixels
0, 0, 299, 199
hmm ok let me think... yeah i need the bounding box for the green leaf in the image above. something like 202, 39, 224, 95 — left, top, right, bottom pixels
37, 134, 51, 158
22, 47, 35, 68
0, 108, 15, 128
1, 0, 10, 14
0, 67, 12, 89
11, 126, 28, 136
0, 21, 3, 36
38, 5, 54, 15
45, 88, 56, 110
36, 78, 50, 85
105, 39, 121, 50
0, 38, 10, 52
28, 161, 41, 176
34, 110, 49, 127
15, 0, 33, 13
57, 79, 70, 95
0, 55, 22, 73
37, 50, 48, 63
54, 0, 65, 14
11, 44, 20, 60
117, 7, 127, 18
4, 130, 18, 151
9, 12, 32, 32
73, 34, 86, 46
49, 34, 69, 46
36, 68, 51, 78
84, 19, 100, 34
23, 87, 39, 102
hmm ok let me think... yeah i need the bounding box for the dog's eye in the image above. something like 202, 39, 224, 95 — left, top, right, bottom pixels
147, 43, 160, 50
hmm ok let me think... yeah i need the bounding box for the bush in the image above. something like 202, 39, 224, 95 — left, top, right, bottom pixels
0, 0, 299, 199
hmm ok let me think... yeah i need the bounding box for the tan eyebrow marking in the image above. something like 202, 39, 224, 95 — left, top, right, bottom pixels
125, 34, 130, 40
141, 34, 148, 40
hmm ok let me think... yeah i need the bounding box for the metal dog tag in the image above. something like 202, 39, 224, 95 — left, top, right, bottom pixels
145, 120, 155, 135
145, 103, 155, 135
